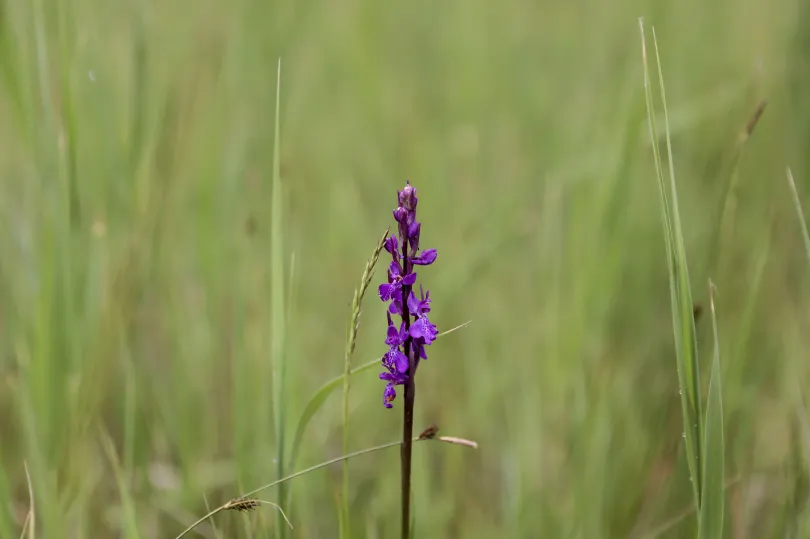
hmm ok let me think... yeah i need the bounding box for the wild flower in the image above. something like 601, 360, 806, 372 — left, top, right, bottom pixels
377, 182, 437, 408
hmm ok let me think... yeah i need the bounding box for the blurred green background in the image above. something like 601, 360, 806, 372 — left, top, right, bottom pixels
1, 0, 810, 537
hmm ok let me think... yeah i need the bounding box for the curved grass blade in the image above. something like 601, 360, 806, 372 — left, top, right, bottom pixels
288, 358, 378, 480
639, 19, 703, 507
287, 320, 471, 478
174, 434, 477, 539
698, 282, 725, 539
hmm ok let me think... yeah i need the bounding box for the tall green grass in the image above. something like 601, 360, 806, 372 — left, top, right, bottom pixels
269, 58, 289, 539
0, 0, 808, 537
640, 19, 725, 538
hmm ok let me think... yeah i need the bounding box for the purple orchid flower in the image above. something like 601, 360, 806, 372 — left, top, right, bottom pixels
377, 182, 438, 408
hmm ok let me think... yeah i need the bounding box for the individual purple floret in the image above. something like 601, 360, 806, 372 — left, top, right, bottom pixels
378, 262, 416, 302
377, 181, 437, 408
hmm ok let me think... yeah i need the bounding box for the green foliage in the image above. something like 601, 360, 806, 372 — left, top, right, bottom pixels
270, 59, 290, 539
640, 20, 727, 539
0, 0, 808, 538
639, 20, 704, 508
340, 229, 388, 538
698, 290, 725, 539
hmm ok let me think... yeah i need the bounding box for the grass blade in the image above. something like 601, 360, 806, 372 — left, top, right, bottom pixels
698, 282, 725, 539
22, 462, 34, 539
99, 428, 141, 539
639, 19, 703, 508
787, 167, 810, 265
175, 433, 478, 539
270, 57, 288, 539
288, 356, 379, 476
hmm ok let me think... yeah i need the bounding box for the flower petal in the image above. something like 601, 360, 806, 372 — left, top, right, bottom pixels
384, 347, 409, 373
398, 321, 409, 343
407, 290, 431, 316
412, 248, 437, 266
384, 235, 398, 255
417, 342, 428, 360
407, 291, 420, 316
393, 207, 408, 223
409, 316, 438, 345
402, 272, 417, 286
378, 283, 398, 301
408, 221, 420, 242
383, 383, 397, 408
385, 323, 400, 346
388, 299, 403, 315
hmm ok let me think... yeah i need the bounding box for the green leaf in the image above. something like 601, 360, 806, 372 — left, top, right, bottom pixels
288, 358, 379, 476
639, 19, 703, 508
699, 287, 725, 539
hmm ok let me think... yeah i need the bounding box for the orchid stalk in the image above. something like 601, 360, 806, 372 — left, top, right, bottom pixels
377, 182, 438, 538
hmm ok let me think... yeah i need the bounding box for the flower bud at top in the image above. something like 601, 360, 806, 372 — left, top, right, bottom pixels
398, 182, 418, 212
393, 206, 408, 224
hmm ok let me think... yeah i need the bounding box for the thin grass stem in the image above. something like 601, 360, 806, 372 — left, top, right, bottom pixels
269, 58, 288, 539
787, 168, 810, 264
173, 435, 477, 539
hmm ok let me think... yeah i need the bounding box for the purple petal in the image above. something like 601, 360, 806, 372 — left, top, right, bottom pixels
378, 282, 398, 301
407, 290, 431, 317
417, 342, 428, 360
380, 369, 407, 384
407, 291, 419, 316
388, 299, 403, 315
398, 321, 409, 343
383, 383, 396, 408
419, 291, 431, 314
409, 316, 438, 345
388, 261, 402, 279
402, 272, 417, 286
393, 207, 408, 223
408, 221, 420, 240
385, 323, 400, 346
384, 347, 409, 373
412, 249, 437, 266
384, 235, 398, 255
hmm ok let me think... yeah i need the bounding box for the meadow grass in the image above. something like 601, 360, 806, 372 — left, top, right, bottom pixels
1, 0, 810, 537
640, 20, 726, 538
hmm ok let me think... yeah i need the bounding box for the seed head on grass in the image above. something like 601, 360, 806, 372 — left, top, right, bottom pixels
224, 497, 293, 530
226, 497, 262, 512
341, 228, 390, 534
347, 229, 390, 362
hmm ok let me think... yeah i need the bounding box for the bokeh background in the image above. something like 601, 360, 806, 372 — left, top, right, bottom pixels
1, 0, 810, 537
